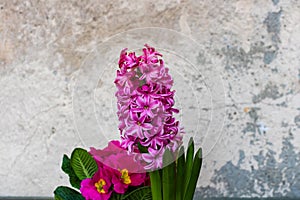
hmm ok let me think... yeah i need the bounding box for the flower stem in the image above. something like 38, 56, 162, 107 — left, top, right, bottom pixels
162, 149, 176, 200
150, 170, 162, 200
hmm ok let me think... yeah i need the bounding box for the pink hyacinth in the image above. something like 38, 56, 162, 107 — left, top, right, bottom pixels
114, 45, 184, 170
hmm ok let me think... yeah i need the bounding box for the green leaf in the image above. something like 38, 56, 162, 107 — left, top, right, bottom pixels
176, 146, 185, 200
62, 155, 72, 174
183, 137, 194, 197
54, 186, 84, 200
162, 149, 176, 200
149, 170, 162, 200
70, 148, 98, 180
110, 192, 123, 200
123, 186, 152, 200
61, 154, 81, 189
184, 148, 203, 200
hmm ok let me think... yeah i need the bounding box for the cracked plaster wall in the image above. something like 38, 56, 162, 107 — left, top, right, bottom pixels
0, 0, 299, 197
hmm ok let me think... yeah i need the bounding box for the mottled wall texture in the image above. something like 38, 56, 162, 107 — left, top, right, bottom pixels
0, 0, 299, 198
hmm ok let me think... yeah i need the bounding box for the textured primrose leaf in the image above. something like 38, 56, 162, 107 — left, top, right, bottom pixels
110, 192, 123, 200
70, 148, 98, 180
54, 186, 84, 200
61, 154, 81, 189
122, 186, 152, 200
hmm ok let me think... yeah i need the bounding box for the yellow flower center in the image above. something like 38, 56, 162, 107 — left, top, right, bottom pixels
120, 169, 131, 184
95, 178, 106, 194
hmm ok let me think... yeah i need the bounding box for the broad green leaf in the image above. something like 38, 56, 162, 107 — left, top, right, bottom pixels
176, 146, 185, 200
140, 192, 152, 200
54, 186, 84, 200
61, 154, 81, 189
184, 137, 194, 196
123, 186, 152, 200
162, 149, 176, 200
149, 170, 162, 200
184, 148, 203, 200
70, 148, 98, 180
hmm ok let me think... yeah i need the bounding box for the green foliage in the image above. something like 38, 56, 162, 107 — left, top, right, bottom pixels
54, 137, 202, 200
183, 137, 195, 196
162, 149, 176, 200
149, 170, 162, 200
148, 137, 202, 200
122, 186, 152, 200
110, 192, 123, 200
61, 154, 81, 189
70, 148, 98, 180
54, 186, 84, 200
184, 148, 203, 200
176, 146, 185, 200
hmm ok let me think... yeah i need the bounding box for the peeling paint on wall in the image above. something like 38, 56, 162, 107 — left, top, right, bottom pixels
262, 10, 282, 65
197, 133, 300, 198
294, 115, 300, 128
252, 83, 283, 103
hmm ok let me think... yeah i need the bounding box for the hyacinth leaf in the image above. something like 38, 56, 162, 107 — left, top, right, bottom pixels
122, 186, 152, 200
54, 186, 84, 200
176, 146, 185, 200
183, 137, 194, 196
149, 170, 162, 200
61, 154, 81, 189
70, 148, 98, 180
162, 149, 176, 200
184, 148, 203, 200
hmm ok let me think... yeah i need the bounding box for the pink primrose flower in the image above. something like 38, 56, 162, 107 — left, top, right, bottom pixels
80, 162, 113, 200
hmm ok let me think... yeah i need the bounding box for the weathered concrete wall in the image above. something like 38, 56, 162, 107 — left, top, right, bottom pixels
0, 0, 299, 197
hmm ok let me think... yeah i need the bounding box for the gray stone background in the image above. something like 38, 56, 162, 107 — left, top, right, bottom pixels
0, 0, 300, 198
